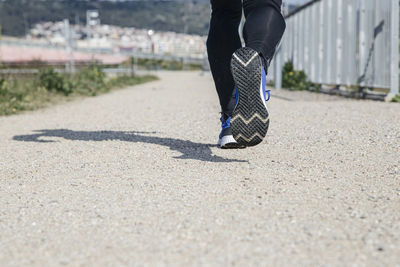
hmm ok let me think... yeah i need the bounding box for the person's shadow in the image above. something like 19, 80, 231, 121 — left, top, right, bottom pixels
13, 129, 246, 163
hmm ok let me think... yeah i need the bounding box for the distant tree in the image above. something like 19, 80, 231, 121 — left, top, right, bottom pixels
0, 0, 210, 37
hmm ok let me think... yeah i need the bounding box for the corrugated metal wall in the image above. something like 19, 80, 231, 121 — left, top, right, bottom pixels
271, 0, 396, 91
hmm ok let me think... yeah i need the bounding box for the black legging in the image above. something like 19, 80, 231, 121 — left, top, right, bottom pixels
207, 0, 286, 116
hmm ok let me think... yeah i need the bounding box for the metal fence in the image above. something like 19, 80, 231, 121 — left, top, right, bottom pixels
0, 38, 204, 66
271, 0, 399, 96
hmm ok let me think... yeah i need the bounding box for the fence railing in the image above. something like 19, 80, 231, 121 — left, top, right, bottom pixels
0, 38, 204, 65
272, 0, 399, 97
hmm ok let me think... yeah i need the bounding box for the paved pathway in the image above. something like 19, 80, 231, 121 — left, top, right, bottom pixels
1, 72, 399, 266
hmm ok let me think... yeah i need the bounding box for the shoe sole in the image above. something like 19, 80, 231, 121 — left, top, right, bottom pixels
230, 47, 269, 147
217, 135, 246, 149
220, 143, 246, 149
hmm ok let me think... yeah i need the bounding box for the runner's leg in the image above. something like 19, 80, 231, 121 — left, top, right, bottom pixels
228, 0, 286, 146
207, 0, 242, 116
242, 0, 286, 67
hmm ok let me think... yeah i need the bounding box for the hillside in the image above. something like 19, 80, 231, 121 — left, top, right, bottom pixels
0, 0, 211, 36
0, 0, 299, 37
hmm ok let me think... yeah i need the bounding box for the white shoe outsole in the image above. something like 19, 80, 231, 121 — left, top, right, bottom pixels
217, 135, 245, 149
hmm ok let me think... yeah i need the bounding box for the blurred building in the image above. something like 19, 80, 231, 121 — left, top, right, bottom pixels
28, 21, 207, 59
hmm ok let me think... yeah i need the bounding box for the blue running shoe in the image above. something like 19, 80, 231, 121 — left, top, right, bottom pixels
217, 114, 245, 149
230, 47, 270, 147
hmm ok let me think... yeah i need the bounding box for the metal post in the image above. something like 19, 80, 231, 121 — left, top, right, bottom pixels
310, 3, 317, 82
345, 1, 355, 87
0, 25, 2, 66
283, 0, 289, 16
134, 55, 137, 75
64, 19, 74, 74
298, 11, 304, 70
275, 45, 282, 90
318, 1, 324, 84
389, 0, 399, 98
130, 55, 134, 76
336, 0, 343, 85
304, 8, 310, 77
293, 15, 299, 69
64, 19, 70, 73
325, 0, 333, 84
358, 0, 368, 87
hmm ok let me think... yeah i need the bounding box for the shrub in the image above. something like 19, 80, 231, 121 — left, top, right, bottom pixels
282, 61, 311, 91
0, 77, 41, 115
0, 65, 158, 116
130, 57, 189, 70
107, 75, 158, 89
0, 78, 8, 96
391, 94, 400, 103
74, 65, 108, 96
39, 68, 73, 95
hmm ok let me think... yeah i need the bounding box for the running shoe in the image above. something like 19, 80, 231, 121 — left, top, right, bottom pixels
217, 114, 245, 149
230, 47, 270, 147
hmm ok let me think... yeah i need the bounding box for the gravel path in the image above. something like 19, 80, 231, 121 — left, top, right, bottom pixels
1, 71, 399, 266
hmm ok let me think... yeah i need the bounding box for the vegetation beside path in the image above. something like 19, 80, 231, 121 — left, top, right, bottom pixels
0, 66, 158, 116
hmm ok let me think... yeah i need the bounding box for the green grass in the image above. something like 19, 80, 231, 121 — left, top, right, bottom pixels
0, 76, 57, 115
391, 94, 400, 103
282, 61, 311, 91
122, 57, 202, 71
0, 67, 158, 116
107, 75, 158, 89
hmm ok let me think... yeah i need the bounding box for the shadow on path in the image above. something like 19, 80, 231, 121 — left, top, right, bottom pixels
13, 129, 246, 163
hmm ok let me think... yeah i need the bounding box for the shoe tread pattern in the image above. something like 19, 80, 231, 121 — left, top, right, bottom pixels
230, 47, 269, 147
